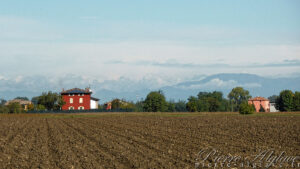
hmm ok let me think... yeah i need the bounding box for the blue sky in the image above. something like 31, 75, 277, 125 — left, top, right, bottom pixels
0, 0, 300, 85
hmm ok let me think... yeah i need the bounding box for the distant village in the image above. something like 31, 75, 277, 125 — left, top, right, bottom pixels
1, 86, 299, 114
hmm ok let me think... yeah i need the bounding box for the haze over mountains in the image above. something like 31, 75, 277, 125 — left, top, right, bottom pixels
1, 73, 299, 103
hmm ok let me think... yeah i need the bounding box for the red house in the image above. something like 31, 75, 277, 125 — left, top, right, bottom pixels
61, 88, 99, 110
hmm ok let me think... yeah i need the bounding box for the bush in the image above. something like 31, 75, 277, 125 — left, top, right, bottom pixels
0, 105, 9, 113
239, 102, 255, 115
7, 102, 23, 113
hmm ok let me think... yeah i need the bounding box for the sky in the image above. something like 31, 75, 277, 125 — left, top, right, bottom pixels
0, 0, 300, 86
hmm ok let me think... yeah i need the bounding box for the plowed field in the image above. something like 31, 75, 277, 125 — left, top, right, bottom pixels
0, 113, 299, 168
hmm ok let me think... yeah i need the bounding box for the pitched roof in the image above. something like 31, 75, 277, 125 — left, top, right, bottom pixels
249, 97, 269, 101
61, 88, 92, 94
5, 99, 32, 105
91, 97, 99, 101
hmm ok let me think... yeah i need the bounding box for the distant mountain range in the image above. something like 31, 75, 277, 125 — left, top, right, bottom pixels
1, 73, 300, 103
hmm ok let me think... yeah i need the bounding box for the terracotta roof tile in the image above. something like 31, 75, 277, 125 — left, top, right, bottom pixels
249, 97, 269, 101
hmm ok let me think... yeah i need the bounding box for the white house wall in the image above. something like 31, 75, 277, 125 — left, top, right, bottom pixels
90, 100, 98, 109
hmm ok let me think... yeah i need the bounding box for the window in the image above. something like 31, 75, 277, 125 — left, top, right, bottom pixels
78, 106, 84, 110
70, 98, 73, 103
79, 98, 83, 103
69, 106, 74, 110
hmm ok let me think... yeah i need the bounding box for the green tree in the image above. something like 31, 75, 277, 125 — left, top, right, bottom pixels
167, 101, 176, 112
134, 100, 144, 112
7, 102, 23, 113
143, 91, 167, 112
228, 87, 251, 112
14, 97, 29, 101
0, 105, 9, 113
294, 91, 300, 111
111, 99, 122, 109
239, 102, 255, 114
36, 91, 65, 110
186, 96, 198, 112
36, 104, 46, 110
268, 95, 278, 103
275, 90, 294, 112
27, 103, 35, 111
174, 100, 187, 112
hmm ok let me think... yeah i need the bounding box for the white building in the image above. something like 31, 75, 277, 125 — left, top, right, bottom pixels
270, 102, 279, 112
90, 97, 99, 109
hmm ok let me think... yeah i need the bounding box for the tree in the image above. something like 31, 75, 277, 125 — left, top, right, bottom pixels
275, 90, 294, 112
36, 104, 46, 110
7, 102, 23, 113
294, 91, 300, 111
239, 102, 255, 115
174, 100, 187, 112
134, 100, 144, 112
14, 97, 29, 101
27, 103, 35, 111
0, 105, 9, 113
167, 101, 176, 112
0, 99, 7, 106
186, 96, 198, 112
143, 91, 167, 112
268, 95, 278, 103
111, 99, 122, 109
111, 99, 135, 110
35, 91, 65, 110
228, 87, 251, 111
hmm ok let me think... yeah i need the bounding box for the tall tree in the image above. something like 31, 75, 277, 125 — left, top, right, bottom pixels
186, 96, 198, 112
143, 91, 167, 112
36, 91, 65, 110
275, 90, 294, 112
174, 100, 187, 112
293, 91, 300, 111
228, 87, 251, 111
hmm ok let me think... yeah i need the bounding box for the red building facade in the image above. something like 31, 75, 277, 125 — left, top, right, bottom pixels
61, 88, 92, 110
248, 97, 270, 112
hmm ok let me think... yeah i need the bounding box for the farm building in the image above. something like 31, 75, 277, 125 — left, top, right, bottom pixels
248, 97, 270, 112
5, 99, 32, 110
61, 88, 99, 110
269, 102, 279, 112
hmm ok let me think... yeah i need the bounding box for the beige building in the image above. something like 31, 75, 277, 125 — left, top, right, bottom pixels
5, 99, 32, 110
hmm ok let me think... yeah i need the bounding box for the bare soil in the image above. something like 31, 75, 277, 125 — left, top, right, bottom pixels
0, 112, 299, 168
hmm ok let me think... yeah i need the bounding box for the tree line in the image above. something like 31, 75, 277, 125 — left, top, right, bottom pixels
0, 87, 299, 113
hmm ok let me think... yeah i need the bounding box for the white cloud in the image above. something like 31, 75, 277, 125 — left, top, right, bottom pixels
0, 16, 299, 81
181, 78, 262, 90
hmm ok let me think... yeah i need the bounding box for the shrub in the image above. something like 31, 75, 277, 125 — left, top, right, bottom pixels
0, 105, 9, 113
7, 102, 23, 113
239, 102, 255, 115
